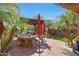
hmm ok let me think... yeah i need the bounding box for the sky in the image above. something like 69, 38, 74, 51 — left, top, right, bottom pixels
17, 3, 66, 21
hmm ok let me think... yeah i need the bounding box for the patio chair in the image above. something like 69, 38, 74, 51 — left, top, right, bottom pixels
26, 31, 31, 36
73, 41, 79, 55
17, 37, 24, 47
31, 31, 36, 36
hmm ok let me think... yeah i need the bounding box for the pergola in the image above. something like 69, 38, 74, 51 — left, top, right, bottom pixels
56, 3, 79, 45
27, 18, 45, 26
20, 17, 45, 32
25, 18, 45, 32
57, 3, 79, 13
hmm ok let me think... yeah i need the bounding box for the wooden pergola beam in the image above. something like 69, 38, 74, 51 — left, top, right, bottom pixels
56, 3, 79, 13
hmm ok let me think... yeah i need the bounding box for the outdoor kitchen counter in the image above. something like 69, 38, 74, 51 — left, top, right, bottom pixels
17, 36, 36, 48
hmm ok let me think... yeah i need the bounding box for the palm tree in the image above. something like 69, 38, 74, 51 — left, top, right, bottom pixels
58, 10, 77, 47
0, 3, 19, 53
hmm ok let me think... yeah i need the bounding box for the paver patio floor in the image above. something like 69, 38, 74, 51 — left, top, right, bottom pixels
8, 38, 77, 56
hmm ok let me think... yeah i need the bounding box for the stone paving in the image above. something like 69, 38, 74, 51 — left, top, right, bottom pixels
8, 38, 77, 56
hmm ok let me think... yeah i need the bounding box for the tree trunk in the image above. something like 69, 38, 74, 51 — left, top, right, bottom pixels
67, 30, 74, 48
63, 29, 71, 45
0, 21, 4, 38
0, 21, 4, 53
1, 27, 16, 53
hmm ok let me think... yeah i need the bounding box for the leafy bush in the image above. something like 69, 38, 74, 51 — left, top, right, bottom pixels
53, 35, 67, 43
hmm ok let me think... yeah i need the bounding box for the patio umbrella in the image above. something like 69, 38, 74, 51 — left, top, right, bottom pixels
36, 14, 43, 55
37, 14, 42, 37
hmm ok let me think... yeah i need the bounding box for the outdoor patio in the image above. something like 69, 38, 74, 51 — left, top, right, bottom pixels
7, 37, 77, 56
1, 3, 79, 56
